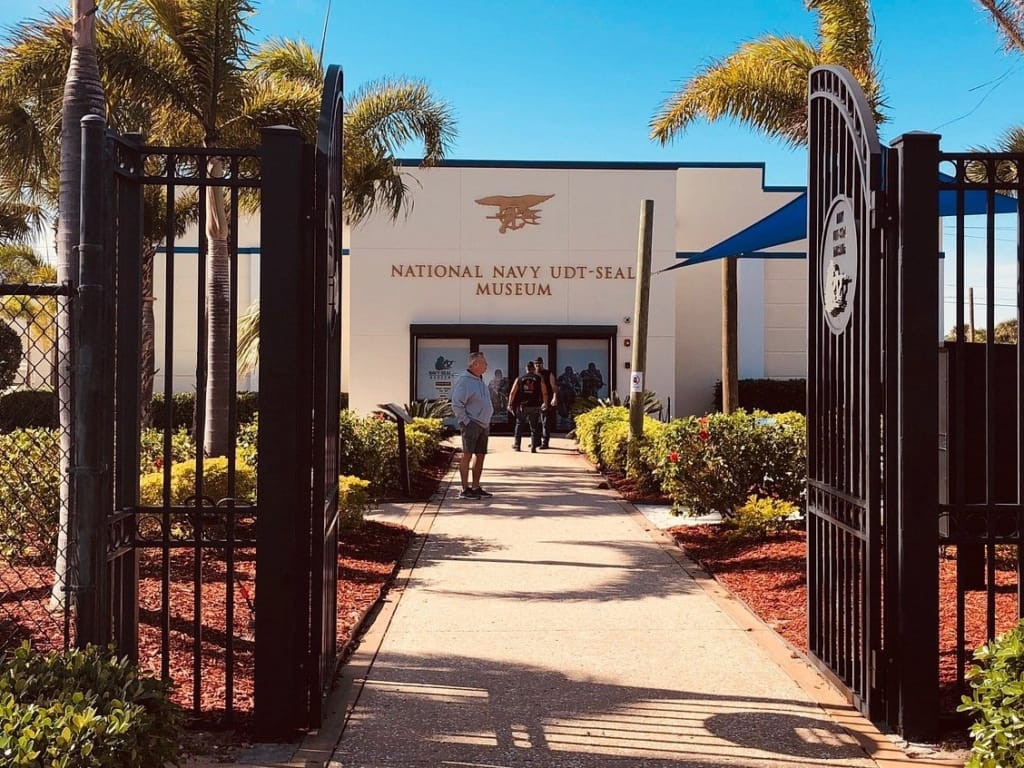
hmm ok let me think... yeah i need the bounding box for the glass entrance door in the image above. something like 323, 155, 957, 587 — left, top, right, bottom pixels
479, 343, 511, 428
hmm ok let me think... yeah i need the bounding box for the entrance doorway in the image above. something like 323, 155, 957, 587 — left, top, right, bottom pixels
410, 325, 616, 434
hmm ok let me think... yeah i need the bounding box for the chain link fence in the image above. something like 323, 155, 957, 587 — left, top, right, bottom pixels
0, 286, 75, 652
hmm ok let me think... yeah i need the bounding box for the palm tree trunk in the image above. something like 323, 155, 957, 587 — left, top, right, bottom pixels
52, 0, 104, 614
140, 240, 156, 427
721, 257, 738, 415
203, 158, 232, 458
52, 0, 105, 611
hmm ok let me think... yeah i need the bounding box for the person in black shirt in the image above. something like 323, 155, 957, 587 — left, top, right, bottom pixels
507, 361, 547, 452
534, 357, 558, 448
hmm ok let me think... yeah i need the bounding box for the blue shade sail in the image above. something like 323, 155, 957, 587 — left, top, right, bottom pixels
666, 179, 1018, 272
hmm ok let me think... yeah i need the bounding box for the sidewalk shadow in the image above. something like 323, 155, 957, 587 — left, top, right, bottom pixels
333, 652, 869, 767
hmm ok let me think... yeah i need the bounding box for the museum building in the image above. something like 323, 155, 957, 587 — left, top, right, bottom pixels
150, 159, 808, 433
340, 159, 807, 431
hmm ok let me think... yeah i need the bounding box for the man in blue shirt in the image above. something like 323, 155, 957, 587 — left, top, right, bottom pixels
451, 351, 495, 499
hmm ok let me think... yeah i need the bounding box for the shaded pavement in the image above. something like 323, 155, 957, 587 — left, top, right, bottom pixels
216, 437, 966, 768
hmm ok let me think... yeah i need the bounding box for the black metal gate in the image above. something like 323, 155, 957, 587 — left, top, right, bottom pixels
77, 69, 343, 736
806, 64, 887, 723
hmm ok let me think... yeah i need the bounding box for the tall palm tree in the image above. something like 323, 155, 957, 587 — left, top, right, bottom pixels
236, 40, 456, 372
650, 0, 886, 413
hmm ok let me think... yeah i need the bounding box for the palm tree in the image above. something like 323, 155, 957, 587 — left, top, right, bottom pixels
236, 41, 456, 372
650, 0, 886, 414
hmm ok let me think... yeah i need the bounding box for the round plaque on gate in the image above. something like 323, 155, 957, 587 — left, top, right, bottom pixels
820, 195, 858, 335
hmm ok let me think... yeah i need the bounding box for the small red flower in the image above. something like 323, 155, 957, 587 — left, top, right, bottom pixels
699, 429, 709, 442
668, 451, 679, 463
154, 457, 164, 470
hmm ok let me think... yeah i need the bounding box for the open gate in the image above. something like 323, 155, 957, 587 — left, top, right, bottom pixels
76, 69, 343, 736
808, 65, 943, 741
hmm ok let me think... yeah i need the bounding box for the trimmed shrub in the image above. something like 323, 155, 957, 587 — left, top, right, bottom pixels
0, 388, 57, 431
0, 321, 21, 390
573, 405, 629, 465
958, 618, 1024, 767
149, 391, 258, 431
713, 378, 806, 414
654, 410, 806, 516
338, 475, 371, 531
0, 428, 60, 562
0, 642, 184, 767
727, 495, 799, 540
138, 456, 256, 507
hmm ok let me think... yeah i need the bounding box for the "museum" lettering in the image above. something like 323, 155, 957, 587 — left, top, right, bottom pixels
476, 282, 553, 296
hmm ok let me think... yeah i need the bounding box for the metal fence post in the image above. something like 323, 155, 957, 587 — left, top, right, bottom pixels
890, 130, 941, 741
74, 114, 111, 647
255, 125, 311, 736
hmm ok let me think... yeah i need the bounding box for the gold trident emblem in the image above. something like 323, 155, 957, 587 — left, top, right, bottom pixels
475, 194, 555, 233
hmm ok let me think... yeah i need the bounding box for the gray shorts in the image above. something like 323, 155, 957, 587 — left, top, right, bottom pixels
461, 420, 490, 455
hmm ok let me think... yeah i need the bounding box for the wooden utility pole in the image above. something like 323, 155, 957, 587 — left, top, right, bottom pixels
722, 257, 738, 414
629, 200, 654, 440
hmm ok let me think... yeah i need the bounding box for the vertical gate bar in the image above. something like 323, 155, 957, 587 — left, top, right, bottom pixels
1017, 186, 1024, 617
113, 133, 145, 661
953, 185, 968, 684
224, 162, 242, 720
985, 193, 998, 641
255, 126, 310, 737
892, 131, 941, 742
883, 144, 901, 722
160, 168, 176, 682
192, 159, 214, 715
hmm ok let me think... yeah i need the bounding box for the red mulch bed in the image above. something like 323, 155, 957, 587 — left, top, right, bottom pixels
0, 445, 454, 757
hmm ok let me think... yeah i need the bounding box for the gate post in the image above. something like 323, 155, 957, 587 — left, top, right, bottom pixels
889, 131, 940, 741
255, 126, 313, 736
74, 114, 115, 647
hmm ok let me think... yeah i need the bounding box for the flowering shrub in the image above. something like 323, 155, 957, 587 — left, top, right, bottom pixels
653, 410, 806, 517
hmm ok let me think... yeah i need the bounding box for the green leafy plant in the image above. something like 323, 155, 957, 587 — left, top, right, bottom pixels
958, 619, 1024, 767
727, 495, 799, 539
654, 410, 806, 517
0, 428, 60, 562
338, 475, 372, 531
139, 456, 256, 507
139, 428, 196, 473
405, 398, 454, 419
0, 643, 184, 767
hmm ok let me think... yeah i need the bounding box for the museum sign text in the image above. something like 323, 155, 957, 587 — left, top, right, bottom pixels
389, 263, 636, 296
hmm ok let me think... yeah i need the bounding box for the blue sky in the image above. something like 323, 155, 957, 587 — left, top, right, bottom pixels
2, 0, 1021, 188
2, 1, 1022, 322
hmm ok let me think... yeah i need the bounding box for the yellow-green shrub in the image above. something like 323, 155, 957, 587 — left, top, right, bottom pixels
139, 456, 256, 506
338, 475, 371, 531
573, 406, 629, 464
727, 495, 799, 539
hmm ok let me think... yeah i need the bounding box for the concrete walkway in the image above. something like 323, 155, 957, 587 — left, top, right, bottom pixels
225, 437, 966, 768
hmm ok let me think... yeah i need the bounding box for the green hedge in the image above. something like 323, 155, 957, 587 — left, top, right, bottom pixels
0, 321, 21, 390
0, 389, 57, 431
712, 378, 806, 415
149, 391, 258, 431
0, 643, 184, 767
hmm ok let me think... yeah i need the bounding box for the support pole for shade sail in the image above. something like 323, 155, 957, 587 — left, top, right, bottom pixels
629, 200, 654, 440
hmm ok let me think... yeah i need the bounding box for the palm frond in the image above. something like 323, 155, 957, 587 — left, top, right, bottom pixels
977, 0, 1024, 54
345, 78, 456, 164
651, 36, 818, 147
250, 38, 322, 89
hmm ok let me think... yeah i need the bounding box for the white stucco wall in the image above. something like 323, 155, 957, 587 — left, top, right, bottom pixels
673, 166, 806, 416
346, 164, 678, 416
